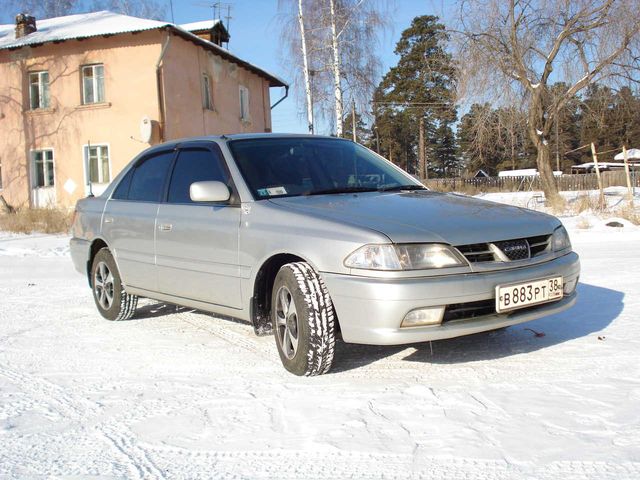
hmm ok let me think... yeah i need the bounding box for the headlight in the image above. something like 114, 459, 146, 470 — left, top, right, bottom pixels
344, 244, 467, 270
552, 226, 572, 252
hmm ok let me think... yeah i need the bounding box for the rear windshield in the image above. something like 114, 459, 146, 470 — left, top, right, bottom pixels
227, 137, 420, 199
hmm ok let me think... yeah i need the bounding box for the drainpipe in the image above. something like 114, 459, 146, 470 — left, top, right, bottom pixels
270, 85, 289, 110
156, 30, 171, 143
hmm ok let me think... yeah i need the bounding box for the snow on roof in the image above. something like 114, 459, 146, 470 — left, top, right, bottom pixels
498, 169, 563, 177
0, 11, 287, 87
614, 148, 640, 160
498, 169, 538, 177
179, 20, 222, 32
0, 11, 167, 50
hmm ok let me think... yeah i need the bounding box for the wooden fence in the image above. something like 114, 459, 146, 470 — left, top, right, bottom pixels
425, 170, 640, 193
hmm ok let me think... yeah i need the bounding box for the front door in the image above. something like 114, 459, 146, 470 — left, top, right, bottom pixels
155, 144, 242, 309
31, 150, 56, 207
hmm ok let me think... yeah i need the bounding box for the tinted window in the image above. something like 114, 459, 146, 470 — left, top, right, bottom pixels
128, 151, 174, 202
228, 138, 419, 199
111, 168, 133, 200
168, 148, 228, 203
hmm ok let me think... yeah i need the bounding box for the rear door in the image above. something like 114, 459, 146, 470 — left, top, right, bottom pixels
155, 143, 242, 309
102, 148, 175, 291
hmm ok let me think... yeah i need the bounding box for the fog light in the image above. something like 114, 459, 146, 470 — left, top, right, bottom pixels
563, 277, 578, 295
401, 307, 445, 328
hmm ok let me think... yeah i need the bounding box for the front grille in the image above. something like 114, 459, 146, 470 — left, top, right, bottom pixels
457, 234, 551, 263
494, 239, 530, 260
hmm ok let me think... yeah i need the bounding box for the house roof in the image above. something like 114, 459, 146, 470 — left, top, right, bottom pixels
0, 11, 287, 87
179, 20, 222, 32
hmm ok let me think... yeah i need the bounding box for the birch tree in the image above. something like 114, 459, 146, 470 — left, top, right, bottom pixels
297, 0, 315, 133
278, 0, 390, 135
456, 0, 640, 206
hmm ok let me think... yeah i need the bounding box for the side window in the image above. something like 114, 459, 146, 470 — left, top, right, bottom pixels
111, 168, 134, 200
168, 148, 229, 204
128, 150, 174, 202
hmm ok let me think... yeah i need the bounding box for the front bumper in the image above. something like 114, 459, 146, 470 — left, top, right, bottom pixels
322, 252, 580, 345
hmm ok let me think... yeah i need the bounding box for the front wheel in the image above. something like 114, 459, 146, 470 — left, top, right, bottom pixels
272, 262, 336, 376
91, 248, 138, 321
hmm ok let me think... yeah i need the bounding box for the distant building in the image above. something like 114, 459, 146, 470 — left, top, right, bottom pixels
0, 11, 288, 208
498, 169, 562, 177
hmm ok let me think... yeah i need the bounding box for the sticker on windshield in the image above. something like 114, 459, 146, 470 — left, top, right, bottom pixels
257, 188, 268, 197
267, 186, 287, 196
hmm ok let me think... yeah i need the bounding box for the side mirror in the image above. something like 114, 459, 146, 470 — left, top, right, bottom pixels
190, 181, 231, 202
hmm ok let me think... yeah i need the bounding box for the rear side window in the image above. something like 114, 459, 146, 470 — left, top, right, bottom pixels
128, 150, 174, 202
167, 148, 229, 204
111, 168, 133, 200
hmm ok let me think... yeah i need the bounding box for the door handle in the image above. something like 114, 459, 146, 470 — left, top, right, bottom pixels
159, 224, 173, 231
104, 217, 114, 224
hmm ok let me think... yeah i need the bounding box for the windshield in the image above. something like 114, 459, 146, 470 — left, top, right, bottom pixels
228, 137, 423, 199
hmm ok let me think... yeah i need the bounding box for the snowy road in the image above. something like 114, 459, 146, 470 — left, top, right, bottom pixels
1, 222, 639, 479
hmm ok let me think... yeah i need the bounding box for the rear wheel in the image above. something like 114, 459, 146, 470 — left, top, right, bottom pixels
91, 248, 138, 321
272, 262, 336, 376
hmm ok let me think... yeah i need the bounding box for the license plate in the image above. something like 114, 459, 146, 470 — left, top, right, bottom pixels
495, 277, 563, 313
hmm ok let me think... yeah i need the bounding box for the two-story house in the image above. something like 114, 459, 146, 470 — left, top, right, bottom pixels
0, 11, 288, 208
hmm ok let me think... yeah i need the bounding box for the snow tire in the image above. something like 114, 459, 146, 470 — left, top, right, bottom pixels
91, 248, 138, 321
272, 262, 336, 376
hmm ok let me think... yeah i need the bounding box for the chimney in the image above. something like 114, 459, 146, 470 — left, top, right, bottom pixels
15, 13, 37, 38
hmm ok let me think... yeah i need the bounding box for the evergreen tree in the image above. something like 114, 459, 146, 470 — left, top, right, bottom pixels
373, 15, 458, 177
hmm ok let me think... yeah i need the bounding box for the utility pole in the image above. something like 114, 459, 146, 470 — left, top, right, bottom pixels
351, 98, 356, 142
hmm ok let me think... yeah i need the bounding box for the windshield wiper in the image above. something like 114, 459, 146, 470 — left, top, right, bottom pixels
305, 186, 379, 196
377, 184, 427, 192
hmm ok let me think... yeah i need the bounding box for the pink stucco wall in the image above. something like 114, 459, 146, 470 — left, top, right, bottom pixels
0, 28, 274, 208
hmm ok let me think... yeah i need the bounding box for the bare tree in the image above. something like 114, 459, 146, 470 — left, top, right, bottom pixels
8, 0, 78, 18
90, 0, 166, 20
455, 0, 640, 205
278, 0, 390, 135
297, 0, 315, 133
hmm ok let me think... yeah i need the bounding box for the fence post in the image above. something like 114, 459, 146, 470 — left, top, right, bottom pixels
590, 142, 605, 210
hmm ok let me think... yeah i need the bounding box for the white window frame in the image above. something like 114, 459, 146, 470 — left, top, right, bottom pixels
31, 149, 55, 189
82, 143, 111, 195
239, 85, 250, 121
202, 73, 213, 110
29, 71, 50, 110
82, 64, 105, 104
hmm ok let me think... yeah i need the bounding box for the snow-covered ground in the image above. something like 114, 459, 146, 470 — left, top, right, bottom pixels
1, 196, 640, 479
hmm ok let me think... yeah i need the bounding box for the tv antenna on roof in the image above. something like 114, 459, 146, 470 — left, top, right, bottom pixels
213, 2, 233, 34
192, 2, 233, 40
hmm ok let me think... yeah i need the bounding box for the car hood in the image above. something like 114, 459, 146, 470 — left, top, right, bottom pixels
268, 191, 560, 245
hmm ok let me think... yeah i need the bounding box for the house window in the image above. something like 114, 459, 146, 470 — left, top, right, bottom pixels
84, 145, 110, 184
29, 71, 50, 109
32, 150, 55, 188
82, 64, 105, 104
239, 85, 250, 121
202, 74, 213, 110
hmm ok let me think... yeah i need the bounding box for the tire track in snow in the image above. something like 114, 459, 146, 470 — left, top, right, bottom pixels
0, 362, 166, 480
117, 446, 640, 480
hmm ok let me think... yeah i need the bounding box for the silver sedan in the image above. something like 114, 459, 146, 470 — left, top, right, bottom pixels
70, 134, 580, 375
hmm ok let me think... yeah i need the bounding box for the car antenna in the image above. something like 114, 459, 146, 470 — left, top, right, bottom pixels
87, 139, 94, 197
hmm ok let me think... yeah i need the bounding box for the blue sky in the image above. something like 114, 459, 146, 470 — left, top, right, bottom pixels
2, 0, 455, 133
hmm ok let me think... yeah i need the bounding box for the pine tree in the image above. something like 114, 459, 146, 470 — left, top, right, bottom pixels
374, 15, 458, 177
